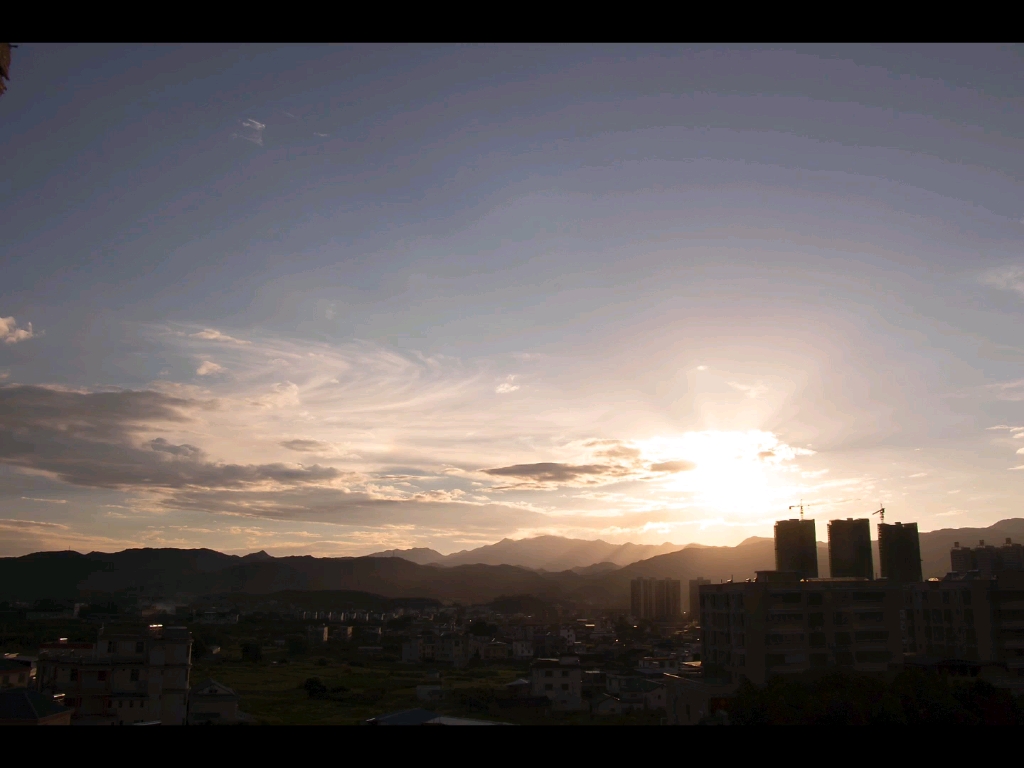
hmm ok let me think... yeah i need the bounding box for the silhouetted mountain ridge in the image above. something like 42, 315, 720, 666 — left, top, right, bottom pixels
370, 535, 684, 570
4, 519, 1023, 607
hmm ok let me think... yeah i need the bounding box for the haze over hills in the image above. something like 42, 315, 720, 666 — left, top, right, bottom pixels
369, 536, 684, 570
4, 520, 1023, 609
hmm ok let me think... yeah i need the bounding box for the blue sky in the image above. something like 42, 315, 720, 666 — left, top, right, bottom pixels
2, 44, 1024, 556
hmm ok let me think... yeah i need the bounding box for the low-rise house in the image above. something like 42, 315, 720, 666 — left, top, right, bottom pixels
530, 657, 583, 710
512, 640, 533, 660
638, 656, 679, 675
480, 641, 510, 661
592, 693, 625, 715
0, 689, 72, 725
196, 611, 239, 625
437, 634, 466, 665
664, 674, 734, 725
0, 658, 31, 688
307, 626, 329, 645
606, 674, 666, 710
401, 639, 422, 663
187, 679, 242, 725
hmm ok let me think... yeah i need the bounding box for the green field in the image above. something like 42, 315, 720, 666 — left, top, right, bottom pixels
192, 656, 662, 725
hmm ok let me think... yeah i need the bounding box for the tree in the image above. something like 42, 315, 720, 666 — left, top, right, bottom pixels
240, 641, 262, 663
304, 677, 327, 699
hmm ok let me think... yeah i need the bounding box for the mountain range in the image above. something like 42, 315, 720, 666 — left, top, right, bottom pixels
4, 520, 1023, 610
369, 536, 685, 569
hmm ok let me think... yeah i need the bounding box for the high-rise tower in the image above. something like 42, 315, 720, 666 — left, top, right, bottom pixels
828, 518, 873, 579
878, 522, 922, 583
774, 518, 818, 578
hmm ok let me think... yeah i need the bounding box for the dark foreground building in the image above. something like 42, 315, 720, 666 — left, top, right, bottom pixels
950, 538, 1024, 576
828, 518, 873, 579
878, 522, 922, 583
699, 571, 903, 685
774, 519, 818, 578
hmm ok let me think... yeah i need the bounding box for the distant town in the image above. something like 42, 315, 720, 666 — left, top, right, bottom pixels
3, 515, 1024, 725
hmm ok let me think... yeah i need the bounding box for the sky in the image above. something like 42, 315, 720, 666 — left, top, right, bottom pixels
2, 44, 1024, 557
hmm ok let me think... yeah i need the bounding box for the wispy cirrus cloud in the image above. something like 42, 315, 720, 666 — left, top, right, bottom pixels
981, 264, 1024, 297
232, 118, 265, 146
190, 329, 251, 345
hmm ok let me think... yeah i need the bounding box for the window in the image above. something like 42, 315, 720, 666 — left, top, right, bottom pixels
98, 671, 108, 681
70, 669, 78, 682
544, 670, 552, 677
561, 684, 569, 691
962, 590, 972, 606
118, 701, 123, 708
807, 593, 823, 606
136, 641, 145, 653
130, 669, 140, 682
942, 592, 950, 605
107, 641, 116, 653
561, 670, 568, 677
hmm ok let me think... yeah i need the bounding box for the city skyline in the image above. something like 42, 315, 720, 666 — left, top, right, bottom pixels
3, 44, 1024, 557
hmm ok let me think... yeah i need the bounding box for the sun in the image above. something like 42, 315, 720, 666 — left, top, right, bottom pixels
636, 431, 810, 520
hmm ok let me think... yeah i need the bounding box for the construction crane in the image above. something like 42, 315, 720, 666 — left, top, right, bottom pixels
789, 501, 812, 520
872, 504, 885, 524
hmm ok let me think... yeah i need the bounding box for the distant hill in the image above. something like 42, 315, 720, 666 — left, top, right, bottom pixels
367, 547, 446, 565
4, 520, 1023, 608
375, 535, 685, 571
0, 548, 580, 605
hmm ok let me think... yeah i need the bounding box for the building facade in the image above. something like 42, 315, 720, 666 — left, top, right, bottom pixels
774, 519, 818, 578
699, 572, 904, 685
903, 571, 1024, 693
950, 538, 1024, 576
878, 522, 922, 583
688, 578, 710, 619
631, 577, 682, 620
530, 657, 583, 710
828, 518, 873, 579
36, 625, 192, 725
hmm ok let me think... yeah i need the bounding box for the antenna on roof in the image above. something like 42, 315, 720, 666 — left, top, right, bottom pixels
789, 500, 811, 521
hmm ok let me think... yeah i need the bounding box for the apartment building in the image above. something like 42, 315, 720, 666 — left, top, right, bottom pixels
878, 522, 922, 583
631, 578, 682, 620
774, 519, 818, 578
904, 571, 1024, 693
36, 625, 192, 725
700, 572, 903, 685
950, 538, 1024, 576
828, 518, 873, 579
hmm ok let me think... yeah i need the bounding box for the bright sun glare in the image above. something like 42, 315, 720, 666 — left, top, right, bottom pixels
637, 431, 811, 520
